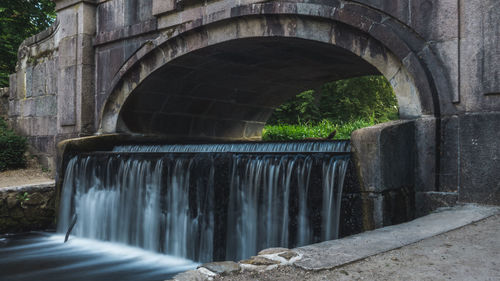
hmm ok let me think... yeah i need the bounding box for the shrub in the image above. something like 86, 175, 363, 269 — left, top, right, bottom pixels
262, 119, 375, 141
0, 117, 27, 171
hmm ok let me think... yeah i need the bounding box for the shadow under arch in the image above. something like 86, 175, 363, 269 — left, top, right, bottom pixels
99, 7, 443, 138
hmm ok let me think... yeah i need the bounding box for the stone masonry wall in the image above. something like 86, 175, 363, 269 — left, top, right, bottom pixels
0, 183, 56, 233
4, 0, 499, 206
8, 22, 60, 171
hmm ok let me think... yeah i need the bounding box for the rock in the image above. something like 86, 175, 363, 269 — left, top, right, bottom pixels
199, 261, 240, 274
258, 247, 289, 255
6, 193, 18, 208
278, 251, 299, 260
240, 256, 280, 266
170, 270, 207, 281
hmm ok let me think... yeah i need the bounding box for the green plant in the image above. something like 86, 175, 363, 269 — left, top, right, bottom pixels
16, 192, 30, 207
0, 117, 27, 171
267, 76, 399, 126
262, 119, 375, 141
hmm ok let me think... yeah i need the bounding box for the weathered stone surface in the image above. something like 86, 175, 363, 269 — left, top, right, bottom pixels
460, 0, 500, 112
415, 192, 458, 217
351, 120, 415, 193
240, 256, 281, 266
258, 248, 289, 256
278, 251, 299, 260
199, 261, 240, 274
414, 117, 437, 192
0, 183, 56, 233
459, 113, 500, 205
170, 270, 207, 281
439, 116, 459, 192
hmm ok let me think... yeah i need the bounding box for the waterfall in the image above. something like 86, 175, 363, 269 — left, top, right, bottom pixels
58, 141, 350, 262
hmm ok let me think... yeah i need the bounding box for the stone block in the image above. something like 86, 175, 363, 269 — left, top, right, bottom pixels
16, 118, 32, 135
25, 66, 33, 98
459, 112, 500, 205
77, 64, 96, 133
108, 47, 124, 77
8, 99, 20, 117
35, 95, 57, 117
77, 34, 95, 66
459, 0, 500, 112
58, 36, 77, 68
96, 49, 111, 93
439, 116, 459, 192
351, 120, 415, 193
410, 0, 458, 41
55, 7, 78, 37
32, 62, 47, 97
31, 136, 57, 155
46, 59, 58, 95
415, 191, 458, 217
57, 65, 77, 126
21, 99, 36, 117
352, 0, 410, 24
429, 39, 460, 107
97, 0, 125, 32
414, 117, 437, 192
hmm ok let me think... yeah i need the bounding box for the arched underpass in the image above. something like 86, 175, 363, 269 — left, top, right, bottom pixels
100, 15, 434, 139
118, 37, 383, 138
85, 14, 436, 235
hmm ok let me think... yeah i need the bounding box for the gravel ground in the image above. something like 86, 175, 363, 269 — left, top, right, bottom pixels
215, 214, 500, 281
0, 159, 53, 188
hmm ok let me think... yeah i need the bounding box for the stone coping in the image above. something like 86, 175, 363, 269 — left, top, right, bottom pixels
0, 182, 55, 192
168, 204, 500, 281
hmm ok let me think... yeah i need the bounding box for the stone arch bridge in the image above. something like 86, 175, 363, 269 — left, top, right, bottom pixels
2, 0, 499, 214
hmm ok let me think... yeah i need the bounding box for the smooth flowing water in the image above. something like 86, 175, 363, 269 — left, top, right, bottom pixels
58, 141, 350, 262
0, 233, 197, 281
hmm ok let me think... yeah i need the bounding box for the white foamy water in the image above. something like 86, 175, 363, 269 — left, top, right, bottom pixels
0, 233, 197, 281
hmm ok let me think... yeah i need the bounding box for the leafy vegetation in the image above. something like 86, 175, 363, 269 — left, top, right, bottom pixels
0, 0, 56, 87
264, 75, 398, 140
263, 119, 375, 141
0, 117, 27, 171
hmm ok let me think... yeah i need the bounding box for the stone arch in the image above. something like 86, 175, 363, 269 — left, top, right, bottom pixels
99, 2, 446, 138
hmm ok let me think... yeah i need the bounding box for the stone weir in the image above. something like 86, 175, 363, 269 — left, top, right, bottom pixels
56, 139, 375, 263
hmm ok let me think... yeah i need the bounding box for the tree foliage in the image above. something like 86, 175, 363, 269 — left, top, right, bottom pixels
0, 0, 56, 87
267, 75, 398, 125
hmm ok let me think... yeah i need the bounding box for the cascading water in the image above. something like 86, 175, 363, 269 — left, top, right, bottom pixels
58, 141, 350, 263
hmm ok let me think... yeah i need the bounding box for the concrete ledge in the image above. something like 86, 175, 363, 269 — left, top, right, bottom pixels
294, 204, 499, 270
1, 182, 55, 191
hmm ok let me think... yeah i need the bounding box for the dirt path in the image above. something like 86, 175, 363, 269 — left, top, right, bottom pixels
215, 214, 500, 281
0, 159, 53, 188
